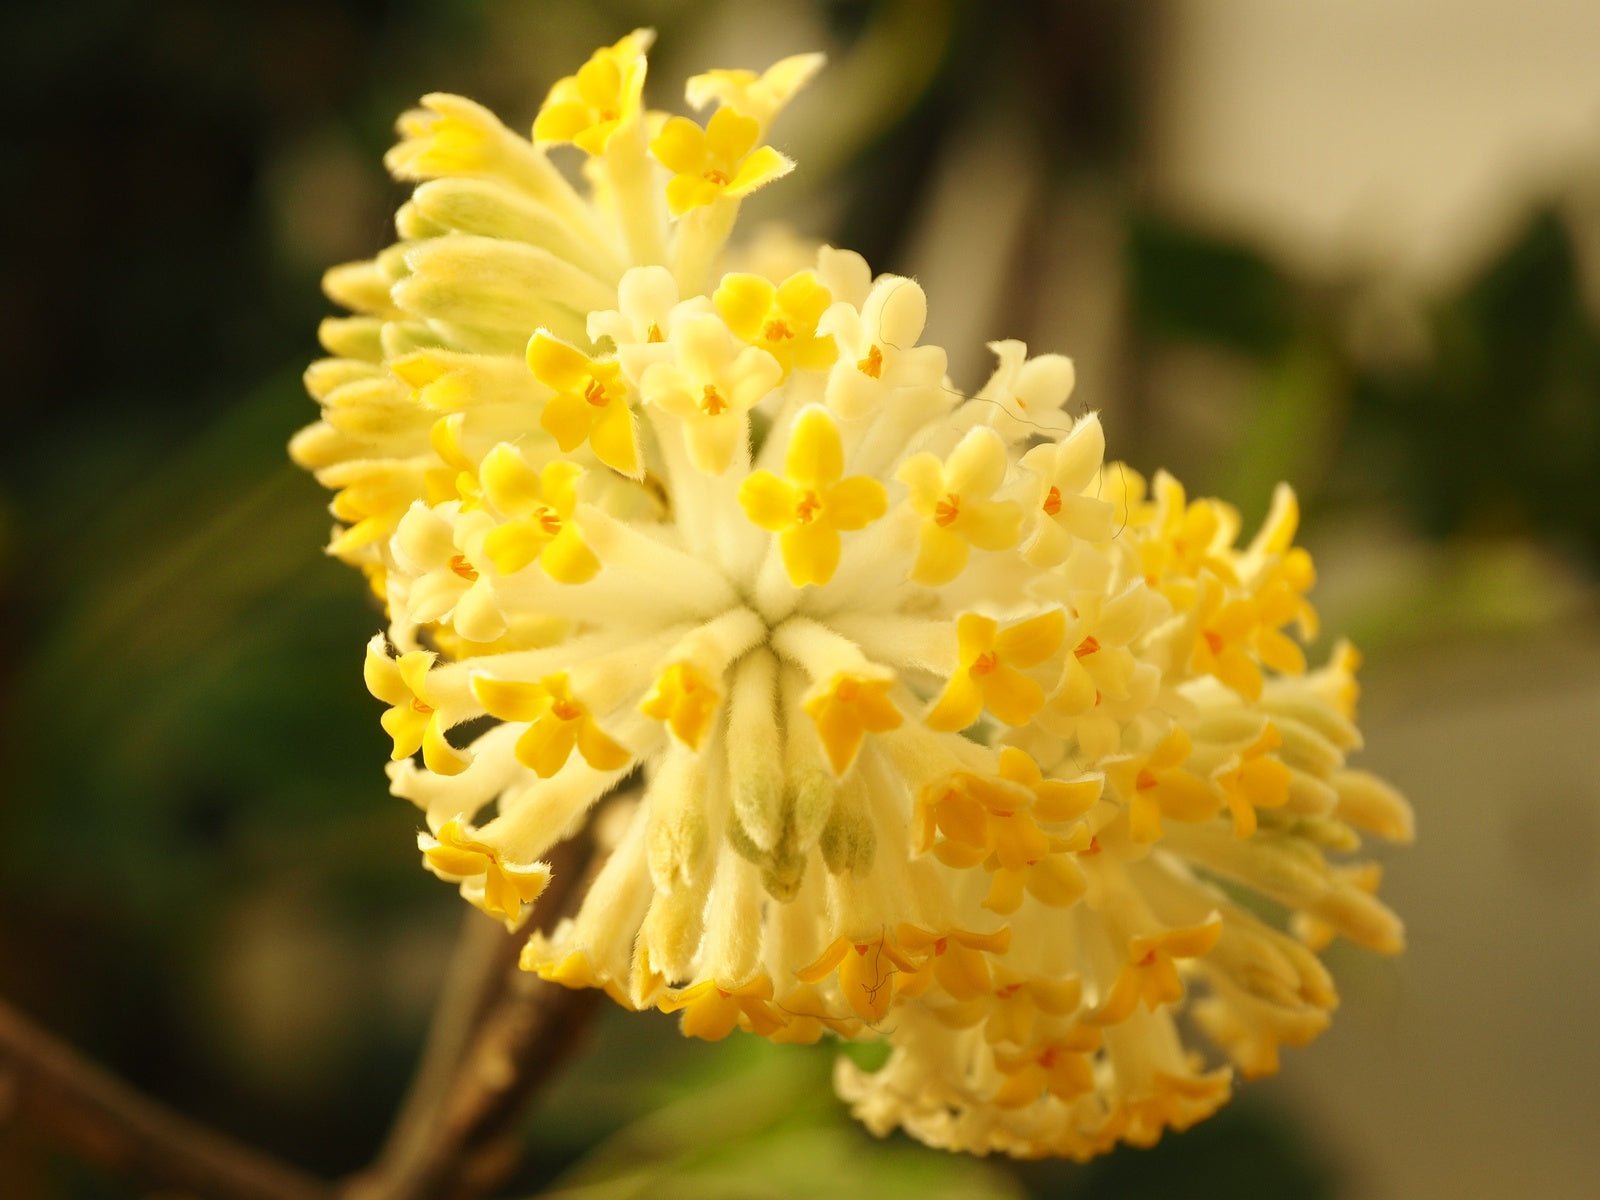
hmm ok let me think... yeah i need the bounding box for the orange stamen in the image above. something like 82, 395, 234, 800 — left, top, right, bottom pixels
448, 553, 478, 581
934, 494, 961, 527
1043, 485, 1062, 516
700, 384, 727, 415
1074, 635, 1100, 659
795, 491, 822, 524
857, 344, 883, 378
971, 651, 998, 677
583, 376, 609, 407
763, 318, 793, 341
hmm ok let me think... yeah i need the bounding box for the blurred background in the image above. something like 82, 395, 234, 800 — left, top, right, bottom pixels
2, 1, 1598, 1196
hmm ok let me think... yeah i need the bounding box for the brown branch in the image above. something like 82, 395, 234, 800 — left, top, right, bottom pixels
362, 909, 524, 1187
345, 835, 606, 1200
0, 996, 330, 1200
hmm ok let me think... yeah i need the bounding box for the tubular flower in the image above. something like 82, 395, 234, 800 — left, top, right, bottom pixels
294, 34, 1413, 1161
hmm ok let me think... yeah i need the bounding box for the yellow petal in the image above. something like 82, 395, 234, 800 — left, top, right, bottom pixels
982, 665, 1046, 727
423, 841, 487, 878
480, 444, 543, 514
381, 706, 427, 760
983, 869, 1026, 915
526, 332, 592, 392
706, 107, 759, 161
540, 459, 584, 516
911, 522, 969, 586
780, 522, 840, 587
422, 719, 469, 775
539, 525, 601, 584
713, 273, 777, 341
517, 715, 578, 777
738, 470, 799, 531
1215, 646, 1264, 699
577, 720, 632, 771
926, 673, 984, 732
1025, 854, 1086, 908
726, 144, 793, 198
996, 609, 1066, 668
589, 397, 641, 476
795, 935, 850, 984
651, 115, 708, 172
776, 271, 831, 326
1152, 770, 1220, 823
958, 498, 1024, 550
823, 476, 886, 531
472, 675, 552, 722
665, 173, 717, 216
956, 613, 998, 665
363, 639, 406, 706
483, 520, 546, 576
785, 405, 844, 489
839, 942, 896, 1023
1032, 776, 1101, 823
540, 390, 592, 453
532, 100, 592, 144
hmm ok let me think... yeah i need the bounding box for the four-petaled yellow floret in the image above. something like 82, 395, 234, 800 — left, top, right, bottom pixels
738, 406, 887, 586
651, 107, 793, 214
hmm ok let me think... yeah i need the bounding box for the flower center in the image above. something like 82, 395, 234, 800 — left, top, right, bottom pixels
551, 700, 582, 721
857, 344, 883, 378
448, 553, 479, 581
1043, 486, 1062, 516
795, 490, 822, 524
583, 376, 609, 406
1074, 635, 1100, 659
764, 318, 793, 341
535, 507, 563, 536
704, 168, 729, 185
410, 697, 433, 714
646, 322, 665, 343
700, 384, 727, 415
970, 651, 998, 677
934, 494, 961, 527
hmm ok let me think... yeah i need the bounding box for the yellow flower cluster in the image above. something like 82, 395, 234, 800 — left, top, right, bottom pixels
292, 33, 1413, 1159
